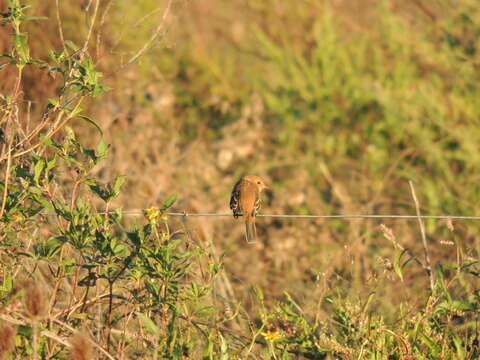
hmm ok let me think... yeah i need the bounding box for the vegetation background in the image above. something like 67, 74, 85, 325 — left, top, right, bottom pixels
1, 0, 480, 358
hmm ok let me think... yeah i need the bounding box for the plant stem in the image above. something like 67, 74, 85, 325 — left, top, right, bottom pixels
408, 180, 435, 292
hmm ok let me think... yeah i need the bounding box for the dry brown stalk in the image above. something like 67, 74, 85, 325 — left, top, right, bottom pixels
24, 281, 49, 321
69, 331, 95, 360
408, 180, 435, 292
0, 324, 16, 360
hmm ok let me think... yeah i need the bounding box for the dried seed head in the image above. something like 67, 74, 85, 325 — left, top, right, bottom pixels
446, 217, 455, 232
440, 240, 455, 246
0, 324, 16, 360
69, 331, 94, 360
24, 281, 48, 321
376, 256, 393, 271
379, 224, 395, 243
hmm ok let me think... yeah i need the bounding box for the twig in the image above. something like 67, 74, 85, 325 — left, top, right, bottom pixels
96, 0, 115, 59
82, 0, 100, 56
8, 97, 84, 161
122, 0, 173, 68
53, 319, 117, 360
55, 0, 65, 45
408, 180, 435, 292
41, 330, 70, 346
54, 292, 119, 320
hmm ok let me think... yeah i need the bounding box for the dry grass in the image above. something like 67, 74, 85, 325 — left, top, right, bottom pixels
69, 331, 95, 360
13, 0, 474, 316
0, 324, 16, 360
24, 281, 49, 321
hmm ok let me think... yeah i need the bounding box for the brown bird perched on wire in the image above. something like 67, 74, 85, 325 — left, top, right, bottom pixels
230, 175, 268, 243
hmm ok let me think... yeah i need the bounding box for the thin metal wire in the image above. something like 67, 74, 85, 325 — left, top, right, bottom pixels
113, 210, 480, 220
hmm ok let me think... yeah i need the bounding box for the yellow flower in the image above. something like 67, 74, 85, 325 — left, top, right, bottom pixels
261, 330, 283, 342
144, 206, 161, 224
11, 213, 23, 222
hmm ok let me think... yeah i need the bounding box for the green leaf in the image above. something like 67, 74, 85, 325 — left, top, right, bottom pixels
87, 181, 110, 202
220, 334, 229, 360
33, 158, 45, 185
161, 194, 177, 210
435, 299, 476, 314
17, 252, 34, 258
451, 299, 476, 311
70, 313, 88, 320
64, 40, 79, 51
21, 15, 48, 21
137, 312, 159, 337
452, 335, 465, 358
112, 244, 127, 256
96, 139, 108, 158
114, 208, 123, 222
32, 193, 54, 213
113, 175, 126, 195
0, 274, 14, 291
77, 64, 87, 76
15, 166, 32, 181
145, 280, 159, 297
69, 106, 84, 119
77, 115, 103, 136
82, 148, 97, 162
46, 237, 62, 257
17, 325, 32, 337
78, 273, 97, 287
14, 32, 30, 63
45, 156, 57, 177
92, 84, 106, 97
461, 261, 480, 277
48, 98, 58, 106
252, 285, 264, 302
420, 330, 441, 356
284, 291, 303, 314
393, 249, 408, 281
42, 135, 60, 149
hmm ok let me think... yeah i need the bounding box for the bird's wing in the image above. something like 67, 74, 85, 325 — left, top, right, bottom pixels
230, 178, 243, 217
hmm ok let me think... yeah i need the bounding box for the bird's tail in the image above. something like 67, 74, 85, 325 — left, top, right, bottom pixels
245, 217, 257, 243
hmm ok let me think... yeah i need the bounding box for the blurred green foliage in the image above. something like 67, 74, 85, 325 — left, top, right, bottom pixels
2, 0, 480, 358
144, 0, 480, 219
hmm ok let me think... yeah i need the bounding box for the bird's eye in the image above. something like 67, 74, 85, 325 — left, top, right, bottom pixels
257, 181, 261, 184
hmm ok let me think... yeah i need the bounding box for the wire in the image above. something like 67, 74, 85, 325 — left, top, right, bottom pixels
115, 210, 480, 220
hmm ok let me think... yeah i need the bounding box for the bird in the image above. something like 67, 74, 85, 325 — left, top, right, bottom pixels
230, 175, 268, 243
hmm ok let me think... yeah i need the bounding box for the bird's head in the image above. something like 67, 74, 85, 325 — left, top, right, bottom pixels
244, 175, 268, 192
